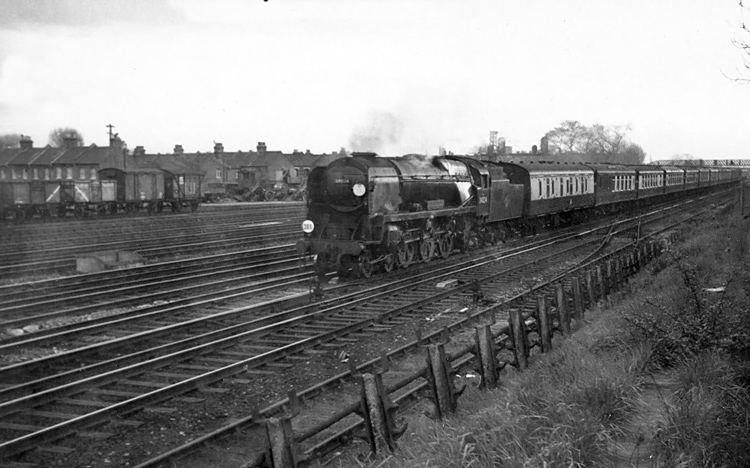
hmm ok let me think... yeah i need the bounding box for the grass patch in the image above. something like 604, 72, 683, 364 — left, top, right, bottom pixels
653, 353, 750, 467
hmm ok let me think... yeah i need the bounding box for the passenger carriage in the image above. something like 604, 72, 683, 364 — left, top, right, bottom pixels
662, 166, 686, 195
633, 165, 666, 200
684, 167, 700, 191
584, 163, 637, 213
495, 160, 595, 228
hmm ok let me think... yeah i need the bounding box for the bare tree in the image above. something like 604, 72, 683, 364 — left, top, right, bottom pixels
544, 120, 589, 153
0, 134, 23, 150
734, 1, 750, 81
542, 121, 646, 164
48, 127, 84, 147
585, 124, 629, 156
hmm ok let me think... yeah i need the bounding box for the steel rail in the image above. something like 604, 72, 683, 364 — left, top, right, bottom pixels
0, 259, 309, 348
0, 250, 299, 321
0, 244, 296, 300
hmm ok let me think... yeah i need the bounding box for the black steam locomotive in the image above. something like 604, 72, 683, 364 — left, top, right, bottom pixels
296, 152, 741, 278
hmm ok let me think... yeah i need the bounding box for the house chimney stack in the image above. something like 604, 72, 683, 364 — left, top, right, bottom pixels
20, 135, 33, 150
174, 144, 184, 154
63, 133, 78, 150
257, 142, 267, 154
134, 146, 146, 156
214, 142, 224, 154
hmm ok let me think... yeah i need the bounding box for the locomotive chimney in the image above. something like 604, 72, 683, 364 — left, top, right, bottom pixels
257, 142, 267, 154
20, 135, 33, 150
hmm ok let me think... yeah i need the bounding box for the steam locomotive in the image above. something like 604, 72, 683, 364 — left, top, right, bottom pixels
296, 153, 742, 278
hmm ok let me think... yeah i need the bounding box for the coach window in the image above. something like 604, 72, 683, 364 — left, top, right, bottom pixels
538, 179, 543, 199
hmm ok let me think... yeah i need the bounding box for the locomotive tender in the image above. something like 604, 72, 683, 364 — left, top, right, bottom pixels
296, 153, 742, 278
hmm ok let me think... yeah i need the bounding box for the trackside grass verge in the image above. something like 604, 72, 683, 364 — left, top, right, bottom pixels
318, 208, 750, 468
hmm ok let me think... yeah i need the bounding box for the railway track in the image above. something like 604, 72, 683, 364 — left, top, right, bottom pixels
0, 203, 306, 279
0, 245, 302, 331
0, 191, 726, 467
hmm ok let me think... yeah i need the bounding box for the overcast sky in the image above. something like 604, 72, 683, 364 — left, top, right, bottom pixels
1, 0, 749, 161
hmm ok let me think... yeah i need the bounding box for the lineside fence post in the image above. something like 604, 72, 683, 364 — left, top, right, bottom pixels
358, 371, 403, 455
474, 324, 502, 388
557, 283, 571, 336
509, 308, 529, 370
585, 269, 596, 311
536, 295, 552, 353
258, 390, 302, 468
265, 417, 298, 468
426, 343, 465, 420
571, 275, 584, 321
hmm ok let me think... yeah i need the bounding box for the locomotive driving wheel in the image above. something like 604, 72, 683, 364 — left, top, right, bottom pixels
419, 239, 435, 263
357, 253, 374, 279
382, 253, 395, 273
438, 235, 454, 259
397, 242, 416, 268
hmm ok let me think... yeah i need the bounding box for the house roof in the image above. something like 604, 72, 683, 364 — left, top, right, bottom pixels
287, 152, 319, 167
243, 151, 292, 168
133, 154, 204, 175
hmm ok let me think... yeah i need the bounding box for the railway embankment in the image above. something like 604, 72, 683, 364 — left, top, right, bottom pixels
326, 203, 750, 467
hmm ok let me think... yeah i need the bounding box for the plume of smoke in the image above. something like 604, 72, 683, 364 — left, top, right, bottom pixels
348, 110, 404, 154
